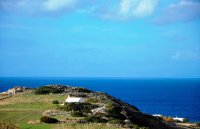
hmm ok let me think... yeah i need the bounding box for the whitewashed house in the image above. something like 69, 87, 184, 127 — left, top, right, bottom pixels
153, 114, 163, 117
65, 95, 85, 103
173, 117, 186, 122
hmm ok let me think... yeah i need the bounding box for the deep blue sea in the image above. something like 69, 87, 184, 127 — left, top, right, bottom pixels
0, 77, 200, 122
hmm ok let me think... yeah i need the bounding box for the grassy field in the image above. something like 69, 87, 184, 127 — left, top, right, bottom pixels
0, 92, 119, 129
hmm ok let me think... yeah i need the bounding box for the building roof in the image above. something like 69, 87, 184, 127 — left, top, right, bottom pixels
173, 117, 185, 122
153, 114, 163, 117
66, 97, 82, 102
65, 95, 85, 103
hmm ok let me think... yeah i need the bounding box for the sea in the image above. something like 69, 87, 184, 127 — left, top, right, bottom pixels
0, 77, 200, 122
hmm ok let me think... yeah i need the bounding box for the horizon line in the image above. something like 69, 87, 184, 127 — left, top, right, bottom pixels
0, 76, 200, 79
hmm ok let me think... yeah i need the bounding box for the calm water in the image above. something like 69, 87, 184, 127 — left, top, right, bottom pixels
0, 77, 200, 122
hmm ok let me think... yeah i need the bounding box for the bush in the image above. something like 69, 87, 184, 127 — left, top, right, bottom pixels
40, 116, 59, 123
83, 116, 107, 123
129, 124, 150, 129
77, 88, 91, 93
183, 118, 189, 123
59, 103, 96, 113
71, 111, 85, 117
62, 103, 82, 111
34, 86, 63, 94
107, 105, 126, 120
86, 98, 99, 103
52, 100, 59, 104
108, 119, 124, 124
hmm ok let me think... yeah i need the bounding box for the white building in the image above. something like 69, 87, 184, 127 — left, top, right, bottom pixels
153, 114, 163, 117
173, 117, 186, 122
65, 95, 85, 103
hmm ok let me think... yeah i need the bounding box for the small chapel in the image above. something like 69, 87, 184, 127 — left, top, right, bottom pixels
65, 95, 85, 103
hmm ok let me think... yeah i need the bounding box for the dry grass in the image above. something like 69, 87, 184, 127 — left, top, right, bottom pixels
0, 120, 19, 129
0, 91, 66, 106
0, 92, 121, 129
0, 94, 12, 100
53, 123, 119, 129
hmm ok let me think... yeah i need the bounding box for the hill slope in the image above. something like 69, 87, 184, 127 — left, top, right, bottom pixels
0, 85, 188, 129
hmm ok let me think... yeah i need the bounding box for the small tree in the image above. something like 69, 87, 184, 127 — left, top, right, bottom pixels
183, 118, 189, 123
71, 111, 85, 117
40, 116, 58, 123
52, 100, 59, 104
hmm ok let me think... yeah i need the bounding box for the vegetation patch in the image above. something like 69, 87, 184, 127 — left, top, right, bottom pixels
108, 119, 124, 124
34, 86, 63, 95
58, 102, 97, 113
71, 111, 85, 117
86, 98, 99, 103
76, 88, 91, 93
40, 116, 58, 124
52, 100, 59, 104
106, 105, 126, 120
83, 116, 108, 123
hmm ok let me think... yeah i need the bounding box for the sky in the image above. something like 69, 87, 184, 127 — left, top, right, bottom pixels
0, 0, 200, 78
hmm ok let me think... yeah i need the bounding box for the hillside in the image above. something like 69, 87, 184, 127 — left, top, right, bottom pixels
0, 85, 197, 129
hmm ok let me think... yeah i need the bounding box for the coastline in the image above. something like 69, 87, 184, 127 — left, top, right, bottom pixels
1, 85, 200, 129
0, 77, 200, 122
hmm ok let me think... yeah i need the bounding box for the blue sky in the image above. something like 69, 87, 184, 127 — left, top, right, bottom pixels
0, 0, 200, 78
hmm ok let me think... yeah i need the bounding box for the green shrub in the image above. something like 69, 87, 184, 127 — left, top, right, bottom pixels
34, 86, 63, 94
0, 121, 19, 129
52, 100, 59, 104
183, 118, 189, 123
59, 102, 96, 113
107, 105, 126, 120
71, 111, 85, 117
83, 116, 107, 123
129, 124, 150, 129
86, 98, 99, 103
40, 116, 59, 123
62, 103, 82, 111
77, 88, 91, 93
108, 119, 124, 124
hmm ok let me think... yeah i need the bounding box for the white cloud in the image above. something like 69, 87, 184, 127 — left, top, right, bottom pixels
130, 0, 158, 17
0, 0, 158, 20
154, 0, 200, 24
98, 0, 158, 20
119, 0, 133, 16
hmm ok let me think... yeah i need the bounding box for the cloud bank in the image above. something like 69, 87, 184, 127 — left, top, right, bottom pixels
0, 0, 158, 20
94, 0, 158, 20
1, 0, 200, 23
